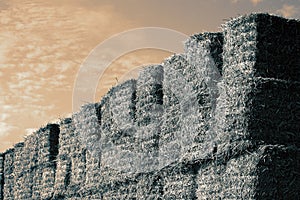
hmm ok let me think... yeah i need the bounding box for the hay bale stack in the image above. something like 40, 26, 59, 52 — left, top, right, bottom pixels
101, 80, 137, 175
181, 33, 223, 162
73, 103, 101, 196
53, 118, 73, 199
13, 142, 24, 200
0, 153, 4, 200
215, 13, 300, 155
65, 115, 86, 198
3, 148, 14, 200
99, 80, 137, 199
20, 133, 37, 199
159, 54, 187, 167
31, 124, 60, 200
135, 65, 163, 173
196, 145, 300, 199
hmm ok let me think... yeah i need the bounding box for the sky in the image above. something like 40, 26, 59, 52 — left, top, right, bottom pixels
0, 0, 299, 152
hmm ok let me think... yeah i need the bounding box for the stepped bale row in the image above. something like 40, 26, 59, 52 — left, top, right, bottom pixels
0, 13, 299, 199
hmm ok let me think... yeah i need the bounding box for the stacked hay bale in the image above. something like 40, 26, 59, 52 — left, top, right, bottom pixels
100, 80, 137, 199
180, 32, 223, 162
197, 13, 300, 199
53, 118, 74, 199
66, 115, 86, 198
135, 65, 163, 174
215, 13, 300, 155
20, 132, 37, 199
0, 153, 4, 200
3, 148, 14, 200
159, 54, 187, 168
12, 142, 24, 200
73, 103, 102, 198
32, 124, 60, 200
161, 163, 198, 200
135, 171, 164, 199
196, 145, 300, 199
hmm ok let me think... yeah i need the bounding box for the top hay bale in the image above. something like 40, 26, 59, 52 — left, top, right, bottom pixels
215, 13, 300, 154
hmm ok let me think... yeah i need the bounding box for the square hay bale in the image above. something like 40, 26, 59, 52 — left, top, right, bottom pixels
196, 145, 300, 199
159, 54, 187, 167
40, 163, 57, 200
72, 103, 102, 196
0, 153, 4, 200
161, 163, 198, 200
27, 124, 60, 199
13, 142, 25, 200
100, 80, 137, 176
136, 172, 164, 200
102, 176, 138, 200
53, 118, 74, 199
215, 13, 300, 153
37, 124, 60, 166
3, 148, 14, 200
31, 167, 43, 199
135, 65, 163, 173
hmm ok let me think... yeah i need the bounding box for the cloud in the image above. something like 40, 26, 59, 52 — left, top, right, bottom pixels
0, 122, 18, 137
250, 0, 262, 6
277, 4, 298, 18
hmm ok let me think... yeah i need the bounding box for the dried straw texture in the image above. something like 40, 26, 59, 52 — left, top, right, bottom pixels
181, 33, 223, 162
73, 103, 101, 193
214, 13, 300, 157
31, 124, 60, 200
100, 80, 137, 176
196, 145, 300, 199
12, 142, 24, 200
53, 118, 73, 199
159, 54, 187, 167
3, 148, 14, 200
0, 154, 4, 200
161, 163, 198, 200
135, 65, 163, 173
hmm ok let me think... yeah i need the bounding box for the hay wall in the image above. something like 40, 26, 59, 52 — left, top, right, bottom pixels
1, 13, 299, 200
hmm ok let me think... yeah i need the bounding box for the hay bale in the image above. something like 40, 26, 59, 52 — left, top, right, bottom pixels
159, 54, 187, 168
161, 163, 198, 200
30, 124, 60, 200
100, 80, 137, 175
214, 13, 300, 156
0, 153, 4, 200
135, 65, 163, 173
196, 145, 300, 199
13, 142, 25, 200
135, 172, 164, 200
3, 148, 14, 200
53, 118, 73, 199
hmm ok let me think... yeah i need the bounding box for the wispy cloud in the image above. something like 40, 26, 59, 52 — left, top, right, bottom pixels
277, 4, 298, 18
0, 122, 18, 137
230, 0, 263, 5
250, 0, 262, 6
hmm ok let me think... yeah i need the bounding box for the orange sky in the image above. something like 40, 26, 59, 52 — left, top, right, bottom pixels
0, 0, 299, 152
